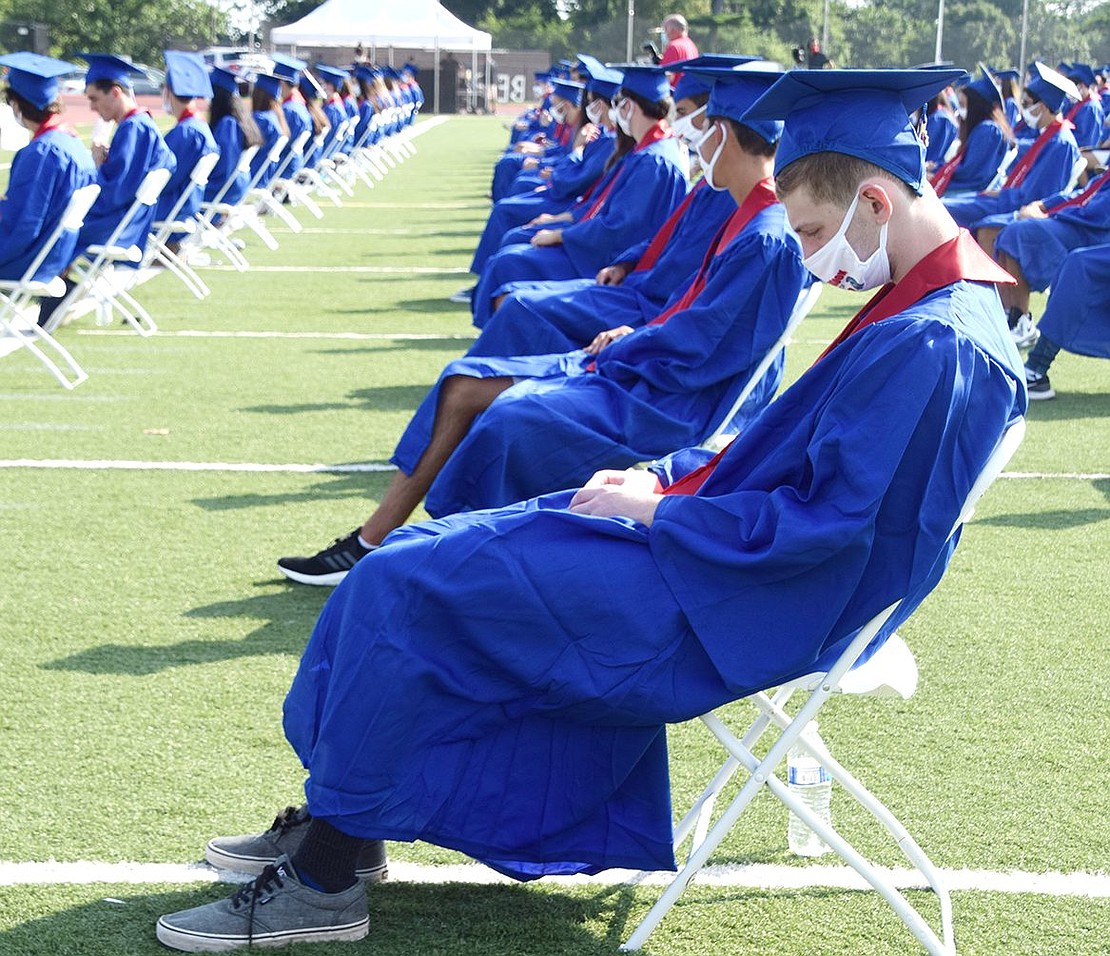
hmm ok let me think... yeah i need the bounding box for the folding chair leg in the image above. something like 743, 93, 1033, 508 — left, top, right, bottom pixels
0, 312, 88, 388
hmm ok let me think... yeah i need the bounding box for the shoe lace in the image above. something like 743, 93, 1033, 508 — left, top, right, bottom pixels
230, 864, 286, 948
266, 804, 310, 836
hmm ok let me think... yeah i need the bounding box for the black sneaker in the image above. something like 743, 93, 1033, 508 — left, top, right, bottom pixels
1025, 368, 1056, 401
206, 805, 388, 882
277, 530, 372, 586
156, 857, 369, 952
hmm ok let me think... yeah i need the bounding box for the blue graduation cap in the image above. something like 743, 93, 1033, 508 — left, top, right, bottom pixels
0, 52, 75, 109
551, 78, 584, 107
533, 70, 551, 83
575, 53, 608, 81
619, 65, 671, 103
1065, 61, 1096, 88
965, 67, 1003, 109
253, 72, 282, 99
272, 62, 302, 84
164, 50, 213, 99
314, 64, 350, 88
686, 66, 785, 144
402, 61, 419, 76
210, 67, 241, 95
670, 54, 763, 71
587, 68, 623, 102
272, 52, 307, 75
77, 52, 146, 87
1026, 61, 1079, 113
991, 68, 1021, 85
673, 71, 713, 102
353, 65, 379, 84
745, 68, 966, 194
299, 70, 326, 99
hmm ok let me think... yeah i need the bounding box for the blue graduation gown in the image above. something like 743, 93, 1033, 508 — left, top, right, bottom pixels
944, 121, 1008, 194
469, 182, 739, 358
282, 268, 1024, 881
250, 110, 283, 187
281, 98, 313, 175
78, 111, 176, 253
154, 114, 218, 227
1038, 244, 1110, 358
472, 137, 689, 327
994, 179, 1110, 290
320, 100, 347, 158
943, 125, 1079, 227
0, 123, 95, 281
205, 115, 248, 205
393, 201, 806, 518
1068, 98, 1105, 148
926, 108, 958, 164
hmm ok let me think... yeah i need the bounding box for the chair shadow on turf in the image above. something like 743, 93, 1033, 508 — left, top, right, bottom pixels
243, 384, 429, 416
979, 478, 1110, 530
192, 472, 393, 513
1024, 389, 1110, 421
0, 881, 644, 955
40, 588, 328, 676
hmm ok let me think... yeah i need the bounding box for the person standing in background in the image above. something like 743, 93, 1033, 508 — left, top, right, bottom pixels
660, 15, 699, 71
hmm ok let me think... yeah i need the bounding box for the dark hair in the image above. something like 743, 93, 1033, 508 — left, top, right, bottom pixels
250, 85, 290, 138
621, 87, 672, 121
775, 150, 915, 205
209, 84, 263, 149
603, 128, 636, 172
5, 88, 59, 124
961, 86, 1014, 145
996, 75, 1020, 103
89, 78, 131, 95
720, 117, 778, 158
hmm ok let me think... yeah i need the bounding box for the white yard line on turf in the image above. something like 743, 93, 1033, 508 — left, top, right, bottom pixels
0, 860, 1107, 897
0, 459, 1106, 480
77, 330, 477, 340
199, 265, 473, 273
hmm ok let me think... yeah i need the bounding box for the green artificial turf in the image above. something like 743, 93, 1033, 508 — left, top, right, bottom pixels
0, 115, 1107, 954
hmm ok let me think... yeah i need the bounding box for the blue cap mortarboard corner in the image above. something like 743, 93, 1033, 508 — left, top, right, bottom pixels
77, 53, 146, 87
1026, 62, 1079, 113
685, 65, 785, 144
0, 52, 75, 110
209, 67, 240, 95
587, 68, 623, 102
164, 50, 213, 99
314, 64, 350, 88
619, 65, 671, 103
965, 67, 1003, 109
552, 79, 585, 107
253, 72, 282, 99
745, 68, 968, 194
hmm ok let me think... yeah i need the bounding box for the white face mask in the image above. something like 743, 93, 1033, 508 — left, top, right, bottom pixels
614, 99, 633, 137
955, 106, 967, 120
671, 104, 707, 146
1021, 103, 1041, 128
585, 99, 606, 125
695, 121, 728, 191
801, 192, 891, 291
550, 103, 567, 125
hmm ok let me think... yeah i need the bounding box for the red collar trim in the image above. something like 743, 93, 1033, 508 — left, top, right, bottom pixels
33, 113, 75, 140
634, 120, 671, 151
818, 230, 1016, 361
178, 106, 199, 122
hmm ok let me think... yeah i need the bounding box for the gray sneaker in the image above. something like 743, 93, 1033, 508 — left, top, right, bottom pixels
156, 858, 368, 952
205, 805, 388, 882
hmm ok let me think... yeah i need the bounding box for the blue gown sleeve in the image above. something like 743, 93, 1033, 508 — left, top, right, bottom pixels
0, 141, 58, 272
206, 116, 242, 202
947, 122, 1007, 192
1012, 133, 1080, 206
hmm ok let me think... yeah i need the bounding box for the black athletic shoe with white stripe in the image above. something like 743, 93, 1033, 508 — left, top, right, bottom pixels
277, 530, 372, 586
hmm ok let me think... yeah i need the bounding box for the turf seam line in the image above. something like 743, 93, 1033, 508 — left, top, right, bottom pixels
76, 330, 478, 340
196, 265, 473, 273
0, 860, 1107, 897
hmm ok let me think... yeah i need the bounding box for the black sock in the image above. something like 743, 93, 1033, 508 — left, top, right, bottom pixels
37, 278, 77, 328
290, 817, 361, 893
1006, 305, 1023, 329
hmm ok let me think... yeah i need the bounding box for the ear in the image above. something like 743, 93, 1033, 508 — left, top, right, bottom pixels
857, 180, 894, 225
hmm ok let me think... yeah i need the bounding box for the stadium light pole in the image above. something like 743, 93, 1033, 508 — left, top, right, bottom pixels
822, 0, 830, 52
626, 0, 635, 62
1019, 0, 1030, 73
935, 0, 945, 62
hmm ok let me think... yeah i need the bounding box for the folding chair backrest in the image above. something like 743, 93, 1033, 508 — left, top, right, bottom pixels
701, 282, 823, 449
189, 150, 221, 187
134, 166, 173, 207
61, 184, 103, 232
266, 134, 289, 166
1064, 154, 1088, 193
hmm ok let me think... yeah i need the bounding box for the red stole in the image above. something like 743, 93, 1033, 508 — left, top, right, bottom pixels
177, 106, 199, 123
646, 178, 777, 327
579, 121, 671, 222
633, 180, 705, 274
1004, 119, 1070, 189
1051, 167, 1110, 212
32, 113, 77, 140
283, 89, 307, 105
586, 178, 776, 373
662, 230, 1016, 497
1065, 94, 1095, 123
930, 146, 965, 197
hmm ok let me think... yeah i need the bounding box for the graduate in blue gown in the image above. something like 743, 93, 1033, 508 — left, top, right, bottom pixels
315, 65, 350, 158
272, 56, 312, 177
1023, 243, 1110, 399
930, 70, 1011, 197
155, 71, 1026, 952
204, 69, 261, 206
944, 63, 1080, 229
924, 93, 958, 166
249, 73, 288, 187
75, 54, 176, 254
154, 52, 218, 236
0, 53, 95, 282
1062, 64, 1105, 148
471, 67, 689, 328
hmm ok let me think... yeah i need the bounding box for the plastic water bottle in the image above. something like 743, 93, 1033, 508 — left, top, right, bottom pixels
786, 722, 832, 857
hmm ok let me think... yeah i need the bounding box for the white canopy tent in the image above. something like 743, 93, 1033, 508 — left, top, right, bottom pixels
270, 0, 492, 113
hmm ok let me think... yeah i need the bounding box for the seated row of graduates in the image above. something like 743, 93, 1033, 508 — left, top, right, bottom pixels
0, 50, 422, 311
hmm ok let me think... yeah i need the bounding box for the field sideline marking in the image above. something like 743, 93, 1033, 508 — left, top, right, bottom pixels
0, 860, 1106, 898
198, 265, 472, 274
77, 330, 477, 341
0, 460, 1106, 480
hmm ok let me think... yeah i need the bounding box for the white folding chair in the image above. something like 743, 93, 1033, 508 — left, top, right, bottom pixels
0, 183, 100, 388
191, 145, 260, 271
144, 150, 222, 300
228, 134, 291, 250
1063, 154, 1088, 193
270, 130, 325, 218
293, 132, 346, 207
43, 167, 172, 337
982, 145, 1019, 192
700, 282, 824, 451
314, 119, 357, 197
623, 418, 1027, 956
